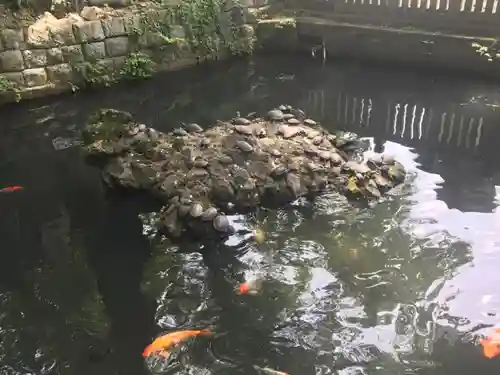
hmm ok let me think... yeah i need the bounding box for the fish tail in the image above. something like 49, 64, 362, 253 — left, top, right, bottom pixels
142, 344, 153, 358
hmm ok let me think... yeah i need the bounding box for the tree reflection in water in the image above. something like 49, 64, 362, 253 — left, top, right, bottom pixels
0, 209, 110, 375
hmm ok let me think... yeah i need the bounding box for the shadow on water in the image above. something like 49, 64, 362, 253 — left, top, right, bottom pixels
2, 55, 500, 374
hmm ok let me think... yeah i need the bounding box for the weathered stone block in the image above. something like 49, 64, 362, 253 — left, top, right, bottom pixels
46, 63, 73, 85
47, 48, 64, 65
99, 58, 115, 72
73, 21, 105, 43
1, 29, 25, 50
26, 13, 78, 48
83, 42, 106, 60
112, 56, 126, 71
102, 17, 126, 38
138, 31, 166, 48
123, 15, 141, 35
62, 45, 84, 64
88, 0, 132, 6
105, 37, 129, 57
23, 49, 48, 68
80, 6, 105, 21
23, 68, 48, 87
0, 72, 24, 87
0, 50, 25, 72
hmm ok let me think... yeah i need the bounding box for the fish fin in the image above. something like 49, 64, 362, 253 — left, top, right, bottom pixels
142, 344, 153, 358
482, 343, 500, 359
157, 350, 170, 358
237, 283, 250, 295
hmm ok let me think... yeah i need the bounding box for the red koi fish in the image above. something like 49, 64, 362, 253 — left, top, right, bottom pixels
0, 186, 23, 193
480, 328, 500, 359
142, 328, 212, 359
236, 278, 264, 296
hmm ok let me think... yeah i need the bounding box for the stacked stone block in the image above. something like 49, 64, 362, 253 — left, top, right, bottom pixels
0, 11, 182, 94
0, 1, 256, 102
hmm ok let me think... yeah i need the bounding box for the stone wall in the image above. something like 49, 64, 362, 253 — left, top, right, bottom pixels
0, 2, 256, 103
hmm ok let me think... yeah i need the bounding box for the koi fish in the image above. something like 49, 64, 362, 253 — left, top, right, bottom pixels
480, 328, 500, 359
142, 329, 212, 359
236, 277, 264, 296
253, 365, 289, 375
0, 186, 23, 193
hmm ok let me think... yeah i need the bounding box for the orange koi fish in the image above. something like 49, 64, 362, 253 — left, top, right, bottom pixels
0, 186, 23, 193
236, 278, 264, 296
480, 328, 500, 359
142, 328, 212, 358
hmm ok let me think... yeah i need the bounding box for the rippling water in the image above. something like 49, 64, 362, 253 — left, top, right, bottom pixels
1, 56, 500, 375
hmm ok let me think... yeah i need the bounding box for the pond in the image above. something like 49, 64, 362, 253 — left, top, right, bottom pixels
1, 56, 500, 375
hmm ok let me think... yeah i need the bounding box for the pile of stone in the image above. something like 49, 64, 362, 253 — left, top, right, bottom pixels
81, 106, 406, 240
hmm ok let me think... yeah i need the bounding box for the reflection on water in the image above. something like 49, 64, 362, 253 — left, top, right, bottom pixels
1, 56, 500, 374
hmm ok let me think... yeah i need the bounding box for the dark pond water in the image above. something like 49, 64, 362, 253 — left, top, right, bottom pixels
2, 56, 500, 375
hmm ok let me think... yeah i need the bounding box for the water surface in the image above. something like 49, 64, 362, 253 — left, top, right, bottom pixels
1, 56, 500, 375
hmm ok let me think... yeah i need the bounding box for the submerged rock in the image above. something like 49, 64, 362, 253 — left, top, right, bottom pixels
81, 107, 407, 241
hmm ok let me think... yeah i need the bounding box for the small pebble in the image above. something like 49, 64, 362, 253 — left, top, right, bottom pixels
185, 123, 203, 133
174, 128, 188, 136
304, 119, 317, 126
189, 203, 203, 218
194, 159, 208, 168
233, 117, 251, 125
236, 140, 254, 152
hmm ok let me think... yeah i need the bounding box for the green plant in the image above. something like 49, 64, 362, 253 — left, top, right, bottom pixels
120, 52, 156, 80
0, 75, 21, 101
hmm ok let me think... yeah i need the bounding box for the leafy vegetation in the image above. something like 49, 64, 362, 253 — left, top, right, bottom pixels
138, 0, 255, 57
72, 52, 157, 90
120, 52, 156, 80
0, 74, 20, 101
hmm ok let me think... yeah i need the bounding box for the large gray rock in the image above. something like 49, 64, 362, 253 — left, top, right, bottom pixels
26, 12, 79, 48
0, 50, 25, 72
